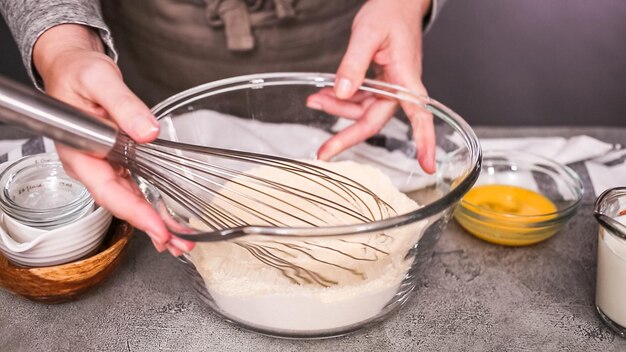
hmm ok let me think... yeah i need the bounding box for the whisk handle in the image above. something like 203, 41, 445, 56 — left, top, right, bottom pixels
0, 75, 118, 158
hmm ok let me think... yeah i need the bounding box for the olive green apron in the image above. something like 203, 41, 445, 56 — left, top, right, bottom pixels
102, 0, 363, 106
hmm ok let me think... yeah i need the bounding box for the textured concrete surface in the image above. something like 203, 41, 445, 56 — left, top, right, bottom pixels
1, 127, 625, 351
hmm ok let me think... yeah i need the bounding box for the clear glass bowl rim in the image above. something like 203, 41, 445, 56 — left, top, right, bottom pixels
458, 149, 584, 225
148, 72, 483, 237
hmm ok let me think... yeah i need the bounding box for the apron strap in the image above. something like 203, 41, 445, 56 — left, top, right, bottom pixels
273, 0, 296, 19
205, 0, 297, 52
206, 0, 255, 51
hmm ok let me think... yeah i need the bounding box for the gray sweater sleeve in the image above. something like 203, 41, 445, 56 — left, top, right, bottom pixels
0, 0, 117, 90
0, 0, 446, 90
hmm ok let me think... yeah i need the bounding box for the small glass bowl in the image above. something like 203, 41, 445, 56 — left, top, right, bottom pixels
454, 150, 584, 246
0, 154, 94, 229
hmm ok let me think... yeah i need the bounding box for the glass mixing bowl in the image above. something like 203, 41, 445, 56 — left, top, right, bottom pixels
148, 73, 481, 338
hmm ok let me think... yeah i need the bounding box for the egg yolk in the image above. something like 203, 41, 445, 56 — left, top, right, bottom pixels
463, 185, 557, 219
457, 184, 558, 246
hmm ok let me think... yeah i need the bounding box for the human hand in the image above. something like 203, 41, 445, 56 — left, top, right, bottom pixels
307, 0, 436, 174
33, 24, 194, 256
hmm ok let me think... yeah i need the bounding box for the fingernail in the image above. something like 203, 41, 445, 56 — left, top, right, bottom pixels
170, 236, 194, 252
165, 243, 184, 257
317, 141, 339, 161
150, 238, 166, 253
336, 78, 352, 99
429, 151, 437, 174
147, 231, 168, 245
419, 149, 436, 174
307, 101, 322, 111
131, 115, 160, 140
167, 246, 179, 257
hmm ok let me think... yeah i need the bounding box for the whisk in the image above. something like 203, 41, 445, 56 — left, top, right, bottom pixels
0, 76, 396, 241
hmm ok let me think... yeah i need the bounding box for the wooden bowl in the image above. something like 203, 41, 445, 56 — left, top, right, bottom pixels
0, 218, 132, 304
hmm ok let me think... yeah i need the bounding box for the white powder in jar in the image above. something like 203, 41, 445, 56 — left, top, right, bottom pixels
189, 160, 425, 331
596, 214, 626, 328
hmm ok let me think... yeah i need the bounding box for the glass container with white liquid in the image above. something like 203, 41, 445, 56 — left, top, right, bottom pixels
594, 187, 626, 338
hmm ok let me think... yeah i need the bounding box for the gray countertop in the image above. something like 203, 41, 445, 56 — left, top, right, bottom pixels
1, 126, 625, 351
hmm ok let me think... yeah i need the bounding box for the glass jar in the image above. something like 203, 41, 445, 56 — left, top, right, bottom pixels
594, 187, 626, 338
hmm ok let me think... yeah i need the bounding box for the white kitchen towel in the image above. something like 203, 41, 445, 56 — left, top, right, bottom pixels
159, 111, 437, 192
479, 135, 623, 196
0, 139, 27, 156
479, 135, 617, 165
0, 137, 56, 163
585, 149, 626, 196
1, 124, 623, 197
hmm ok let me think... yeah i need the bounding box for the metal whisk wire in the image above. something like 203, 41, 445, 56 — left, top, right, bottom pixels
0, 75, 398, 244
110, 137, 397, 233
0, 75, 407, 287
